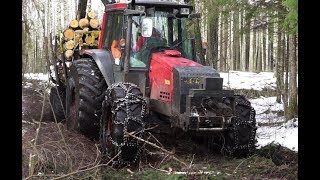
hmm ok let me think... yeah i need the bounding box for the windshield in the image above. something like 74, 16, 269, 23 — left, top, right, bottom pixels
130, 11, 192, 68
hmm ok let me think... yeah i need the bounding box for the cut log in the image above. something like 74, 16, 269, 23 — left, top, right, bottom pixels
63, 28, 74, 40
89, 18, 99, 29
91, 31, 100, 38
79, 18, 89, 29
93, 40, 99, 46
64, 40, 74, 50
87, 10, 96, 19
85, 34, 94, 45
64, 49, 73, 59
69, 19, 79, 29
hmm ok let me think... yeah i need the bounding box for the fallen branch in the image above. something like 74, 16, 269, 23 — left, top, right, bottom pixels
157, 154, 170, 168
148, 132, 163, 148
125, 132, 187, 167
144, 125, 159, 131
189, 154, 195, 168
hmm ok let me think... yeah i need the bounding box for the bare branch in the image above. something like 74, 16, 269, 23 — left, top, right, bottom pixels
125, 132, 188, 167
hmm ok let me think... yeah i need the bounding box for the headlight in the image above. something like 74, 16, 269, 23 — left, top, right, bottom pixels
180, 8, 190, 15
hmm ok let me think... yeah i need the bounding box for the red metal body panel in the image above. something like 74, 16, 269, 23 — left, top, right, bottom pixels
149, 51, 202, 102
98, 12, 107, 49
105, 3, 127, 11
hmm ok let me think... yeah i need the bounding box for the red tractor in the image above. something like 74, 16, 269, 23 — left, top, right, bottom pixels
48, 0, 256, 167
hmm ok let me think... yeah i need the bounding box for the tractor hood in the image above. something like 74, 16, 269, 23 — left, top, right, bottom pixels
150, 50, 202, 71
149, 49, 222, 106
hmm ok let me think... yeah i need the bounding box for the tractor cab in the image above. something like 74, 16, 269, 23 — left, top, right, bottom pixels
99, 0, 199, 69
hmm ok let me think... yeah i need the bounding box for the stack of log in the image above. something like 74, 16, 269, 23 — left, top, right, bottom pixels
62, 10, 101, 60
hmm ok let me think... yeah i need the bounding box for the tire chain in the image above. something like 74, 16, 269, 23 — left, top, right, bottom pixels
223, 95, 257, 157
104, 82, 147, 166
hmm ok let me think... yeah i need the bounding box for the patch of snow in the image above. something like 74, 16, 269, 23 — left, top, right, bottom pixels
49, 65, 56, 79
249, 96, 298, 151
250, 96, 284, 124
23, 82, 33, 89
220, 71, 276, 91
24, 73, 49, 81
256, 118, 298, 151
191, 112, 199, 117
65, 62, 72, 68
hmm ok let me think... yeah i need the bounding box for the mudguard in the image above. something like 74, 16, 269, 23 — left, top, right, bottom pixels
83, 49, 115, 87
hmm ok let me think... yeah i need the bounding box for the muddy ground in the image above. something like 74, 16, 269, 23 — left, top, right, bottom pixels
22, 79, 298, 179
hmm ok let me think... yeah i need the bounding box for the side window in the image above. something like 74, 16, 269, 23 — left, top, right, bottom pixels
104, 12, 124, 64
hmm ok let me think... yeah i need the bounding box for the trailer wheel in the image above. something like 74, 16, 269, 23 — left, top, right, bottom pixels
49, 86, 66, 122
100, 83, 146, 167
222, 95, 256, 158
66, 58, 107, 139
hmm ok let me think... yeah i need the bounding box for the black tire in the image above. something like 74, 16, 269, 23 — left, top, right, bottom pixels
222, 95, 256, 158
49, 86, 66, 122
100, 83, 146, 167
66, 58, 107, 139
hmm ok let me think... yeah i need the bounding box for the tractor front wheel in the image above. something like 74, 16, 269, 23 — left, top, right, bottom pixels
100, 82, 146, 167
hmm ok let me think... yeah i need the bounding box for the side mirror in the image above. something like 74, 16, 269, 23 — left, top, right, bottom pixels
141, 18, 153, 37
188, 13, 201, 19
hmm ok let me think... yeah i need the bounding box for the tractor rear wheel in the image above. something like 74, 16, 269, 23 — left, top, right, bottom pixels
222, 95, 256, 158
100, 82, 146, 167
66, 58, 107, 139
49, 86, 66, 122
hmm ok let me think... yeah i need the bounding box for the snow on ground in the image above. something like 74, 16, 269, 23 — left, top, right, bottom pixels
250, 96, 284, 124
256, 118, 298, 151
24, 73, 49, 81
219, 71, 276, 90
23, 73, 52, 93
249, 96, 298, 152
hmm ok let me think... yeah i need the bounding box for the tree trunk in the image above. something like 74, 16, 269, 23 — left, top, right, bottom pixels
262, 27, 267, 71
233, 10, 239, 70
276, 32, 283, 103
34, 35, 38, 73
206, 14, 219, 69
223, 11, 228, 71
252, 27, 257, 71
283, 34, 289, 119
245, 27, 250, 71
287, 34, 298, 119
256, 30, 262, 72
238, 9, 243, 71
267, 17, 274, 72
194, 18, 206, 65
219, 12, 224, 71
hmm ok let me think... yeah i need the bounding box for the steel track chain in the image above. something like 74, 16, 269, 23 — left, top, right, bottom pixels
104, 82, 147, 166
